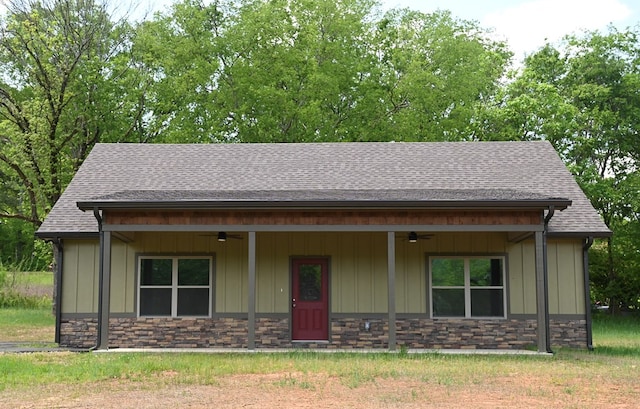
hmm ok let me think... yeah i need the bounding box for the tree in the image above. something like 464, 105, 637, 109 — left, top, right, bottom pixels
0, 0, 151, 269
476, 27, 640, 311
0, 0, 146, 229
369, 9, 511, 141
129, 0, 231, 142
134, 0, 511, 143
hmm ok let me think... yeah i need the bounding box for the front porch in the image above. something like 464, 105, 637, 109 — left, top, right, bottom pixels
62, 205, 566, 352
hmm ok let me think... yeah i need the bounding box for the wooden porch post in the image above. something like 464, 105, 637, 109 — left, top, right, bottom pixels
387, 232, 396, 351
97, 230, 111, 350
534, 230, 549, 353
248, 231, 256, 350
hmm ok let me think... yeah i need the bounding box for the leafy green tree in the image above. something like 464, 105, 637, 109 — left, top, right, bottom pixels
135, 0, 510, 143
0, 0, 146, 228
129, 0, 230, 142
222, 0, 378, 142
0, 0, 150, 269
476, 27, 640, 311
369, 9, 511, 141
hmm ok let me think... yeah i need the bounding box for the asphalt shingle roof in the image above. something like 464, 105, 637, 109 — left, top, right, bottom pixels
36, 141, 611, 237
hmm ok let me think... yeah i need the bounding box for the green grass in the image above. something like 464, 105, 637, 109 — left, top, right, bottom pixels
0, 349, 637, 394
0, 307, 54, 327
1, 269, 53, 287
0, 269, 54, 340
0, 307, 55, 341
591, 313, 640, 354
19, 271, 54, 287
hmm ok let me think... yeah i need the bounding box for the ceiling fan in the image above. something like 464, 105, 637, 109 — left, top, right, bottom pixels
397, 232, 434, 242
199, 232, 244, 242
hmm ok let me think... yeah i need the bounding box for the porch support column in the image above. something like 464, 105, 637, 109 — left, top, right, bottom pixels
248, 231, 256, 350
97, 229, 112, 350
387, 232, 396, 351
583, 237, 594, 351
53, 239, 63, 345
534, 230, 549, 353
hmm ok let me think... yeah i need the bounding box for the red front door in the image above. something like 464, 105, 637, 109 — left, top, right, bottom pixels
292, 258, 329, 341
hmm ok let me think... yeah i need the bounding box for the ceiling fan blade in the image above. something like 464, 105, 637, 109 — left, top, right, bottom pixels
198, 233, 244, 240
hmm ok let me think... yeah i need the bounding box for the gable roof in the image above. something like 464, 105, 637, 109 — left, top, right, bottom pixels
36, 141, 611, 238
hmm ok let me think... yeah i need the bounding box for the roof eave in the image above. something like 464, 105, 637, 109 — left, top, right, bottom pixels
35, 231, 100, 240
77, 199, 572, 211
547, 230, 612, 239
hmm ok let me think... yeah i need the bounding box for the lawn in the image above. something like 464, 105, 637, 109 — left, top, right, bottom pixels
0, 346, 638, 408
592, 313, 640, 351
1, 270, 53, 290
0, 307, 55, 341
0, 270, 54, 341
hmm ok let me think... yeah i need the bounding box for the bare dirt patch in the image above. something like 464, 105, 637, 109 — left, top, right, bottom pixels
2, 371, 637, 409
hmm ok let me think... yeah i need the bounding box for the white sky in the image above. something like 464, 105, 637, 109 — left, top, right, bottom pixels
381, 0, 637, 61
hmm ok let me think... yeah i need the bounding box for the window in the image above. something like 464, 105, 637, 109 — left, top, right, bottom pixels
430, 256, 505, 318
138, 256, 213, 317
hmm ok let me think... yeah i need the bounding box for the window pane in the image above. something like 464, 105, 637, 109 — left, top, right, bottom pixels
432, 289, 465, 317
299, 264, 322, 301
432, 259, 464, 286
471, 289, 504, 317
470, 258, 503, 286
141, 259, 172, 285
140, 288, 171, 316
178, 288, 209, 316
178, 259, 210, 286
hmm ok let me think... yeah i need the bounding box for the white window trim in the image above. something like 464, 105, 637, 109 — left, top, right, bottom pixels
429, 256, 507, 319
138, 255, 213, 318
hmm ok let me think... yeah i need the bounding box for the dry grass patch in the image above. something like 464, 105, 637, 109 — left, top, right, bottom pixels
1, 352, 639, 408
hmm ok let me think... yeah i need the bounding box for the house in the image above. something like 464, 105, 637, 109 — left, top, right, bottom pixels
36, 141, 611, 352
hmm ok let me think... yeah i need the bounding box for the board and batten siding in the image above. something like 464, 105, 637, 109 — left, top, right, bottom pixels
61, 239, 100, 313
508, 238, 585, 315
60, 232, 585, 317
256, 232, 388, 314
545, 239, 585, 315
61, 233, 247, 314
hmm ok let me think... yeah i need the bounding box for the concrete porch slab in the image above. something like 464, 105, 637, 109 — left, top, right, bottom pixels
92, 347, 553, 356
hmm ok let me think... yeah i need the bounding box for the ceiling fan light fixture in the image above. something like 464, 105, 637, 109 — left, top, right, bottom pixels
408, 232, 418, 243
217, 232, 227, 242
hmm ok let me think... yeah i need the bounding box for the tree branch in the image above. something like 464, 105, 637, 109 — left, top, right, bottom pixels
0, 151, 40, 226
0, 211, 41, 226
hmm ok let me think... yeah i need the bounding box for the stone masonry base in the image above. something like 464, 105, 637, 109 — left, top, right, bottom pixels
60, 316, 588, 350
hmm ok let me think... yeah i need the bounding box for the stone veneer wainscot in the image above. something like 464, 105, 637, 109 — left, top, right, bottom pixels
59, 317, 587, 350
